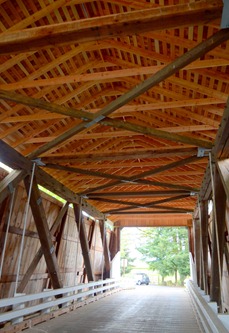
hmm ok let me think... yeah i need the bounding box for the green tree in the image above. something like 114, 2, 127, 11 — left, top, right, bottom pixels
137, 227, 190, 285
120, 228, 136, 275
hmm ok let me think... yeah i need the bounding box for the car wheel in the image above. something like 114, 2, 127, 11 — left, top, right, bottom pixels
137, 280, 141, 285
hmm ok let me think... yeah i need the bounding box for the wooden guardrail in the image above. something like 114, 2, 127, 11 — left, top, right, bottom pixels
0, 279, 120, 332
187, 280, 229, 333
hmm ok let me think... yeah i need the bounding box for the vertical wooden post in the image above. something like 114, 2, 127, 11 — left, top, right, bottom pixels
99, 220, 111, 279
24, 176, 63, 289
193, 218, 201, 287
210, 167, 226, 309
82, 220, 95, 283
73, 203, 94, 282
199, 200, 209, 294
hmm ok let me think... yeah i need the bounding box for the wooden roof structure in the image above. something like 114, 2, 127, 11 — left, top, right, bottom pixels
0, 0, 229, 228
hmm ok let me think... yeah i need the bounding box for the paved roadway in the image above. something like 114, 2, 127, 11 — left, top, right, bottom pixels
26, 285, 205, 333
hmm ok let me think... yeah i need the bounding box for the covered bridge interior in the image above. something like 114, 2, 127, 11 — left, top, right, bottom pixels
0, 0, 229, 330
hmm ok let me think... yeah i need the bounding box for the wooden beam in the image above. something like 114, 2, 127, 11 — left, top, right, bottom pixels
217, 159, 229, 200
24, 176, 63, 289
1, 98, 224, 125
0, 170, 27, 204
82, 176, 199, 196
210, 167, 226, 308
45, 155, 204, 186
88, 190, 191, 198
5, 28, 227, 158
114, 214, 192, 227
0, 139, 104, 219
82, 220, 95, 283
73, 203, 94, 282
193, 218, 201, 286
17, 202, 69, 293
0, 0, 222, 55
108, 210, 192, 215
129, 155, 205, 182
99, 220, 111, 279
212, 97, 229, 160
101, 118, 213, 149
198, 99, 229, 201
94, 195, 192, 214
0, 59, 227, 90
199, 200, 209, 294
42, 148, 198, 163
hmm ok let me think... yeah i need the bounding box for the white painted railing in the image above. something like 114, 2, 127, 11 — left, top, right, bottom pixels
187, 280, 229, 333
0, 279, 120, 327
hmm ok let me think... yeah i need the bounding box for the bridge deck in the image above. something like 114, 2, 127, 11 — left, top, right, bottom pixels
26, 285, 205, 333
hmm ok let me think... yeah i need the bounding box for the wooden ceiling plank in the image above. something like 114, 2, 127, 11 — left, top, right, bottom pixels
0, 0, 222, 55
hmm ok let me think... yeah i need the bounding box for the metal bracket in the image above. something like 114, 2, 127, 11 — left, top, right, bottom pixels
31, 158, 46, 166
197, 147, 211, 157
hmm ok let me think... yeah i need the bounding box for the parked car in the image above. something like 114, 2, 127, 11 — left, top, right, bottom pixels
134, 273, 150, 285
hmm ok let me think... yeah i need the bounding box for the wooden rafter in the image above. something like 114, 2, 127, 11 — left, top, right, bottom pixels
0, 60, 228, 91
2, 29, 228, 158
0, 0, 222, 55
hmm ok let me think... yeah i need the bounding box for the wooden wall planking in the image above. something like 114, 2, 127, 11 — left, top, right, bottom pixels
0, 170, 111, 299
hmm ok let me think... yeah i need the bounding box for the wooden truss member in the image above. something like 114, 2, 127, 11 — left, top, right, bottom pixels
24, 176, 63, 289
99, 220, 111, 279
82, 220, 95, 283
209, 163, 226, 311
193, 218, 201, 286
199, 200, 209, 294
73, 203, 94, 282
17, 202, 69, 293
